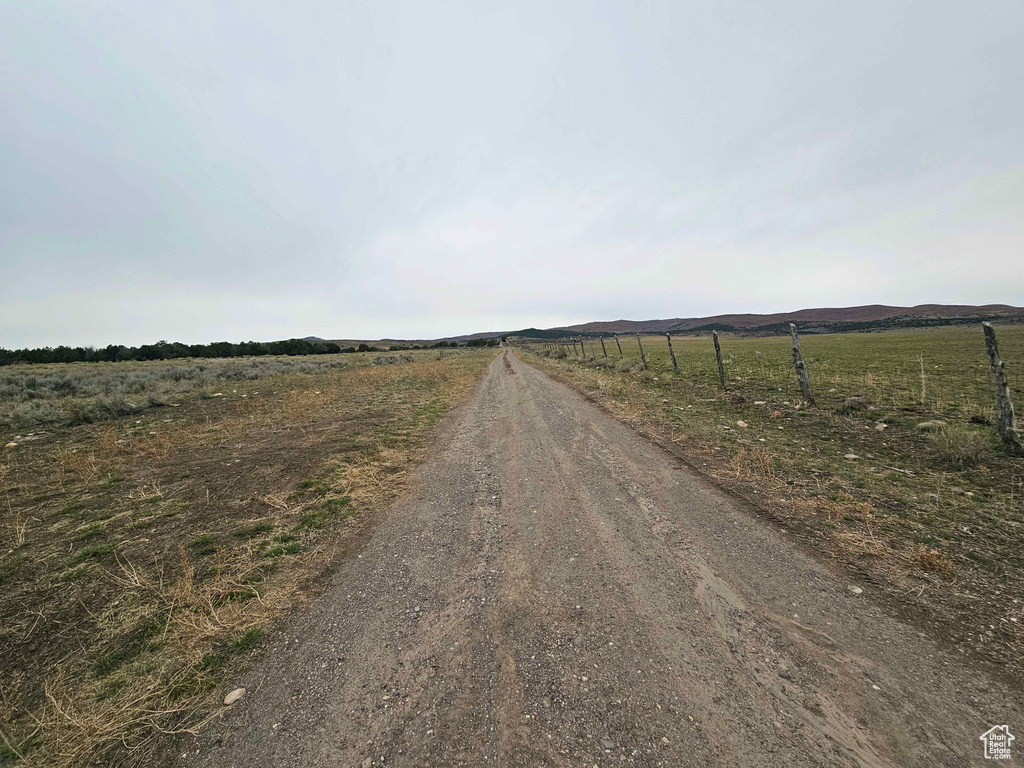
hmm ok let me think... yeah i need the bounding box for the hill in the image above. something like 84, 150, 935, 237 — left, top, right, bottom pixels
320, 304, 1024, 346
551, 303, 1024, 337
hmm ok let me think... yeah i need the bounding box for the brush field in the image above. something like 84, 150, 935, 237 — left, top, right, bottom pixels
0, 349, 494, 766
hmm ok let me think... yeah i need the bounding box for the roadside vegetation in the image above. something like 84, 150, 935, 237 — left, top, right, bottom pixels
520, 326, 1024, 678
0, 356, 349, 431
0, 348, 495, 766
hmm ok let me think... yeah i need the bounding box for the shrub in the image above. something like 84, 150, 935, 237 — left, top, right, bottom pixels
928, 422, 991, 467
373, 354, 413, 366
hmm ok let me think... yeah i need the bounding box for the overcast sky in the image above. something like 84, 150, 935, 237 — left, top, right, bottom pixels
2, 0, 1023, 346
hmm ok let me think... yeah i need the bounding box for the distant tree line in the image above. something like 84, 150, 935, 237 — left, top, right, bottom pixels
0, 336, 498, 366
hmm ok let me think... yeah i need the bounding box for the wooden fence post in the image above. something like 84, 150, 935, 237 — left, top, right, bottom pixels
789, 323, 814, 405
599, 337, 608, 357
666, 333, 679, 375
636, 334, 647, 370
614, 335, 623, 358
589, 339, 596, 358
712, 331, 726, 390
982, 322, 1024, 454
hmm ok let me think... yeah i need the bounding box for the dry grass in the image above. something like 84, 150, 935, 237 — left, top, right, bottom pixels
521, 326, 1024, 676
0, 349, 494, 766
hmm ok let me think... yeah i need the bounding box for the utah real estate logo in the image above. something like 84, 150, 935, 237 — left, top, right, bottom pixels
980, 725, 1014, 760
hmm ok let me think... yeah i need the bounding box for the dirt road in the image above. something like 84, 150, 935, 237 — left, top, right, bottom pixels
177, 350, 1021, 767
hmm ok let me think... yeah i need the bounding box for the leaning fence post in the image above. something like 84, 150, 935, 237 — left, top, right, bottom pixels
614, 335, 623, 358
666, 333, 679, 375
982, 322, 1024, 454
636, 334, 647, 369
599, 337, 608, 357
588, 339, 596, 358
712, 331, 726, 390
789, 323, 814, 405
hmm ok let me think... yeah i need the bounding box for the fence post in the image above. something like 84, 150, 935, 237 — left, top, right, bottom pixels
636, 334, 647, 369
982, 323, 1024, 454
712, 331, 726, 390
666, 333, 679, 375
589, 339, 596, 358
614, 334, 623, 358
789, 323, 814, 405
599, 337, 608, 357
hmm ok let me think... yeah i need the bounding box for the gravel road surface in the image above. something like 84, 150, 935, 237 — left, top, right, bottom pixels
177, 350, 1021, 767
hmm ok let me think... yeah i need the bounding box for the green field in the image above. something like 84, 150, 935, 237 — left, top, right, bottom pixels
561, 326, 1024, 420
522, 325, 1024, 675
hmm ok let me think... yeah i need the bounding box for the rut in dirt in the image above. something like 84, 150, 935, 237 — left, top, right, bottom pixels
176, 349, 1022, 768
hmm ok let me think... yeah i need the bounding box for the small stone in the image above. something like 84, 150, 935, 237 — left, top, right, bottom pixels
753, 400, 767, 405
223, 687, 246, 706
844, 453, 860, 460
4, 442, 16, 448
362, 758, 373, 768
871, 684, 881, 691
573, 635, 584, 647
600, 738, 615, 750
736, 420, 748, 428
874, 423, 887, 431
848, 586, 863, 595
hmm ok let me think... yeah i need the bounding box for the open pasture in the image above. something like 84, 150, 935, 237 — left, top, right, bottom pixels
523, 326, 1024, 676
580, 326, 1024, 421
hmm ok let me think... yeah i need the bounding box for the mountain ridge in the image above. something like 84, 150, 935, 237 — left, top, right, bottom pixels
436, 303, 1024, 342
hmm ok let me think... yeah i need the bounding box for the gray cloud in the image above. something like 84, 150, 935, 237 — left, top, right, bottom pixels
2, 0, 1022, 346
